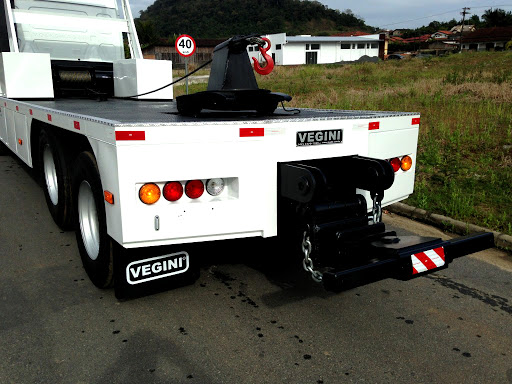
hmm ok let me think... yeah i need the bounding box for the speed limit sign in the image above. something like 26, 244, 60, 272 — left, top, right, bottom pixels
175, 34, 196, 57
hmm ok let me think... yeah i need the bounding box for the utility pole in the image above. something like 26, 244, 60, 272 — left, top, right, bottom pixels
459, 7, 471, 52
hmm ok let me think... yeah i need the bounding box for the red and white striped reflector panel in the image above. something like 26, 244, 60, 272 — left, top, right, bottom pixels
411, 247, 445, 275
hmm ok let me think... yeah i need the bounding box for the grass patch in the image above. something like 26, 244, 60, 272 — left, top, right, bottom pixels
174, 51, 512, 235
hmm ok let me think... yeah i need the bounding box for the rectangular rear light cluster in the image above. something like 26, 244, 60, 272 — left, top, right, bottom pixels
138, 178, 238, 205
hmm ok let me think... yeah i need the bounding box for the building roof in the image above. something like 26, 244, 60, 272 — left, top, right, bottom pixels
389, 36, 404, 42
402, 34, 430, 43
286, 34, 380, 43
462, 27, 512, 43
332, 31, 371, 37
451, 25, 475, 33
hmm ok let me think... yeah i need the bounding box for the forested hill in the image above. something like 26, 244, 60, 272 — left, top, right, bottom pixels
136, 0, 373, 40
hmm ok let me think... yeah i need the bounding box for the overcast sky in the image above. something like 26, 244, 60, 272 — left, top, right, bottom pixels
129, 0, 512, 29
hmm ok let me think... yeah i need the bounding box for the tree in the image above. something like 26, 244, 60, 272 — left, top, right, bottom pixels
482, 8, 512, 27
469, 14, 481, 27
135, 20, 159, 47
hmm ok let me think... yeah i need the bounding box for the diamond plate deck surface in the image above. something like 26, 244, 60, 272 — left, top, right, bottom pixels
21, 99, 418, 126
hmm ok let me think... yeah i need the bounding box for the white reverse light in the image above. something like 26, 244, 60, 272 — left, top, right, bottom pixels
206, 178, 225, 196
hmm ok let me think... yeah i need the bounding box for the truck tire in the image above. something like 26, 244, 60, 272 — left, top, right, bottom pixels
73, 151, 114, 288
0, 140, 8, 156
39, 129, 73, 229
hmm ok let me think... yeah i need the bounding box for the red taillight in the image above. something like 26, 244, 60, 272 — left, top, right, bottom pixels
389, 157, 401, 172
185, 180, 204, 199
163, 181, 183, 201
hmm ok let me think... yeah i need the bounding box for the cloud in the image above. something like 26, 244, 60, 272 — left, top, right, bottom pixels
129, 0, 154, 16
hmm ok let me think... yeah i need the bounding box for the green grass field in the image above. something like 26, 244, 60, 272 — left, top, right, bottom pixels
174, 51, 512, 235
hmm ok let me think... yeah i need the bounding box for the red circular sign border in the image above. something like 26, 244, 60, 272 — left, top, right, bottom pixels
175, 34, 197, 57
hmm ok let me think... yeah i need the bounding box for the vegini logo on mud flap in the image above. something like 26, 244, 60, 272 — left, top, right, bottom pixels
296, 129, 343, 146
126, 252, 189, 285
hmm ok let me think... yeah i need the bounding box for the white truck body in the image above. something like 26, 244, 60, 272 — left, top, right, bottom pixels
0, 97, 419, 248
0, 0, 493, 297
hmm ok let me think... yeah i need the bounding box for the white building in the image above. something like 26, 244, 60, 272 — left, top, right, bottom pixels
248, 33, 383, 66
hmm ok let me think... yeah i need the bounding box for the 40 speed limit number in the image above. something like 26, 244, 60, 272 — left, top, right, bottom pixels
175, 34, 196, 57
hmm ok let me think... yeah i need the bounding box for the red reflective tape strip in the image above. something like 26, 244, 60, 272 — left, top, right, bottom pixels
433, 247, 445, 262
115, 131, 145, 141
415, 251, 438, 271
412, 117, 420, 125
240, 128, 264, 137
16, 106, 19, 111
74, 121, 80, 130
47, 114, 52, 122
412, 266, 419, 275
369, 122, 380, 130
29, 109, 33, 115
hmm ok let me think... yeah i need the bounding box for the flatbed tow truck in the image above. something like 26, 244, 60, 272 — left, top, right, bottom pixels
0, 0, 493, 298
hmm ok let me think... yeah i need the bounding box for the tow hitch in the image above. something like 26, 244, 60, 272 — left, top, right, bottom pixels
278, 156, 495, 291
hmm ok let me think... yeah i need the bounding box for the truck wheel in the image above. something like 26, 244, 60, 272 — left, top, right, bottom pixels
73, 151, 114, 288
39, 129, 73, 229
0, 140, 8, 155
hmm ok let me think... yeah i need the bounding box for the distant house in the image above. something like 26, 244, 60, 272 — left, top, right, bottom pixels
461, 27, 512, 51
428, 40, 459, 54
450, 25, 476, 34
431, 30, 453, 40
391, 29, 407, 37
249, 33, 384, 65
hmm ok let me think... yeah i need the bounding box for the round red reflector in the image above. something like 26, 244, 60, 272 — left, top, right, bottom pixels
163, 181, 183, 201
389, 157, 401, 172
185, 180, 204, 199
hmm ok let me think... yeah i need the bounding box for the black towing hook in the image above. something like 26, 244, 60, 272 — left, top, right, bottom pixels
322, 231, 495, 292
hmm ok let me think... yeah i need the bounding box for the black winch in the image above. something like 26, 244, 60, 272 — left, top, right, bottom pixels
176, 34, 291, 116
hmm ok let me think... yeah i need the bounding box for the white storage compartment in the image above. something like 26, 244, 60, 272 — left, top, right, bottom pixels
114, 59, 173, 100
0, 52, 54, 98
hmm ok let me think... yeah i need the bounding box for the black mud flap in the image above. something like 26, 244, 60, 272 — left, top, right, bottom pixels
322, 232, 495, 292
113, 242, 200, 300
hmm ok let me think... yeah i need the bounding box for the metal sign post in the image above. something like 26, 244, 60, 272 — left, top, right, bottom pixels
175, 34, 197, 95
185, 57, 189, 94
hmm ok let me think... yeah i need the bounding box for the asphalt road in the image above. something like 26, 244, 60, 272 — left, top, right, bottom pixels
1, 152, 511, 384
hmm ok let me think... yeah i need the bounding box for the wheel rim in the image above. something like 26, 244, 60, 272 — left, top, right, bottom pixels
78, 181, 100, 261
43, 145, 58, 205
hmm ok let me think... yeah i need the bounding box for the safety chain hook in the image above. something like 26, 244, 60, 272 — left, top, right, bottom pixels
301, 230, 323, 283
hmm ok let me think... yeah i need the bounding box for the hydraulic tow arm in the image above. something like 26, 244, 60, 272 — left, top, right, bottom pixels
278, 156, 494, 291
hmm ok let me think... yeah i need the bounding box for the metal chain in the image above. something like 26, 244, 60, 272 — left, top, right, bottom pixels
301, 230, 323, 283
372, 193, 383, 224
247, 36, 265, 47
